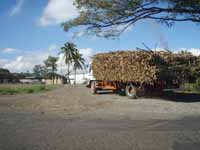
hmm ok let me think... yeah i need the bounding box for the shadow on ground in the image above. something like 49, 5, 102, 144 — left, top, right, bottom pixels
92, 88, 200, 103
145, 90, 200, 103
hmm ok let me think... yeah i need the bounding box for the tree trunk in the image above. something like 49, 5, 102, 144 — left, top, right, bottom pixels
67, 63, 70, 84
74, 69, 76, 85
52, 69, 54, 85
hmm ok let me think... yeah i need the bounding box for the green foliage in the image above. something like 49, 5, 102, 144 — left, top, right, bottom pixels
33, 65, 48, 78
0, 84, 58, 95
73, 53, 85, 71
180, 78, 200, 93
194, 78, 200, 91
180, 83, 196, 92
59, 42, 79, 78
0, 68, 10, 74
60, 42, 79, 65
44, 56, 58, 72
59, 42, 85, 84
73, 52, 85, 84
63, 0, 200, 37
44, 56, 58, 84
44, 56, 58, 70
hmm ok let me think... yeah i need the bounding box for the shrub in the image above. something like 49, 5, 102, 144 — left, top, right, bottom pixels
27, 89, 34, 93
39, 85, 46, 90
180, 78, 200, 93
180, 83, 195, 92
194, 78, 200, 91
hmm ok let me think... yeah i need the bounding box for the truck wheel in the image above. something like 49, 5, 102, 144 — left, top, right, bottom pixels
125, 84, 137, 99
90, 81, 97, 94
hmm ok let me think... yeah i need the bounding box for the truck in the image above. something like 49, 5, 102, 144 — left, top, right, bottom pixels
87, 51, 194, 99
88, 77, 165, 99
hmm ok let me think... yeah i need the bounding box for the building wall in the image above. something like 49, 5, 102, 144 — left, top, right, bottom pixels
0, 79, 8, 84
69, 73, 91, 84
44, 78, 64, 85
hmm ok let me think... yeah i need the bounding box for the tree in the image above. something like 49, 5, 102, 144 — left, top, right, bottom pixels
73, 53, 85, 84
179, 50, 192, 55
33, 65, 48, 78
0, 68, 10, 74
63, 0, 200, 37
60, 42, 79, 83
33, 65, 42, 77
44, 56, 58, 84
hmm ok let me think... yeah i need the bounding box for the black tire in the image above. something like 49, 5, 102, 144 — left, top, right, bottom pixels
125, 84, 137, 99
90, 81, 97, 94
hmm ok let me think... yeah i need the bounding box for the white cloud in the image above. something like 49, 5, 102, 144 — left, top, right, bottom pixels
39, 0, 78, 26
10, 0, 24, 16
174, 48, 200, 56
79, 48, 93, 62
2, 46, 93, 73
3, 52, 50, 73
184, 48, 200, 56
1, 48, 17, 53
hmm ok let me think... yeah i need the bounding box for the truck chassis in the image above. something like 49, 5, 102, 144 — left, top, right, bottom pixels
88, 80, 165, 99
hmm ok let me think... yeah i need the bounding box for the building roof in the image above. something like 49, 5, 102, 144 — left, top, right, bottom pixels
45, 73, 67, 79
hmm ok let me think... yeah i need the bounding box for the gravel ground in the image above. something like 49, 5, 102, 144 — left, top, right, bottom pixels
1, 85, 200, 119
1, 85, 200, 150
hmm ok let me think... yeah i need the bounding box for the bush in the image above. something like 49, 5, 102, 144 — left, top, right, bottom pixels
180, 78, 200, 93
39, 86, 46, 90
194, 78, 200, 91
27, 89, 34, 93
180, 83, 195, 92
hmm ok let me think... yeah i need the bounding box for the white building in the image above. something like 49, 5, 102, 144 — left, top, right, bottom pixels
68, 65, 95, 84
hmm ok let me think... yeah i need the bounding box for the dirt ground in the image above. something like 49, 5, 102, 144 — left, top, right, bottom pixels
1, 85, 200, 119
1, 85, 200, 150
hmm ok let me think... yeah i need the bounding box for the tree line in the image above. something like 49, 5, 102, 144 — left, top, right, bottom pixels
33, 42, 85, 84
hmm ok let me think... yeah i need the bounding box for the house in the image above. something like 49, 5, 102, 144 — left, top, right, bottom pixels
19, 77, 42, 84
0, 68, 19, 84
68, 66, 95, 84
43, 73, 67, 85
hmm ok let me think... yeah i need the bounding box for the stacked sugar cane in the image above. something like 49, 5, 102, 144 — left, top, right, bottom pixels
92, 50, 197, 85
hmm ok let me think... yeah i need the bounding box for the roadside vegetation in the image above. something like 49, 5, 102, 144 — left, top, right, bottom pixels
180, 78, 200, 93
0, 84, 59, 95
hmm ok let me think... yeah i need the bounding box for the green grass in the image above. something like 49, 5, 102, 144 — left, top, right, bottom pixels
0, 84, 58, 95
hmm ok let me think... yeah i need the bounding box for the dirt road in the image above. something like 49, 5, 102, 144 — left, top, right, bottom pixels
1, 85, 200, 150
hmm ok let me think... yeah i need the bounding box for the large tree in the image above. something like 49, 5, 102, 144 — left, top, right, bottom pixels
63, 0, 200, 37
73, 53, 85, 84
60, 42, 79, 83
33, 65, 48, 78
44, 56, 58, 84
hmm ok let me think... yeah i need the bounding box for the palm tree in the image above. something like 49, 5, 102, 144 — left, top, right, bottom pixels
44, 56, 58, 84
60, 42, 78, 84
73, 53, 85, 84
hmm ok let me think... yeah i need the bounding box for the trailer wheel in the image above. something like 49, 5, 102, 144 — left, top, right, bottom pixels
125, 84, 137, 99
90, 81, 97, 94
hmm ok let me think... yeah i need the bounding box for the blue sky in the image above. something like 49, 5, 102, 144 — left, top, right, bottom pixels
0, 0, 200, 73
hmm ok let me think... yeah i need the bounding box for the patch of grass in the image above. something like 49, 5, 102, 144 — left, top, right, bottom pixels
0, 84, 58, 95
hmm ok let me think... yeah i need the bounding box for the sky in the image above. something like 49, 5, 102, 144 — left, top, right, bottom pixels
0, 0, 200, 73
